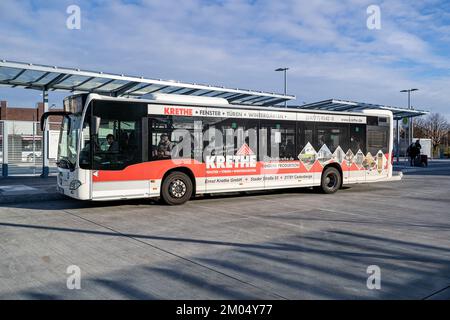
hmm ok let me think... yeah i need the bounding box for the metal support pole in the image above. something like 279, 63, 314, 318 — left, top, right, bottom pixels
40, 89, 49, 178
396, 119, 400, 163
284, 70, 287, 108
400, 88, 418, 160
407, 91, 411, 146
33, 118, 36, 175
276, 68, 289, 108
2, 121, 8, 177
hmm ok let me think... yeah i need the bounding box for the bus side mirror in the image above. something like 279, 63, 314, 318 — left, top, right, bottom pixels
40, 113, 49, 131
40, 111, 72, 131
91, 116, 102, 135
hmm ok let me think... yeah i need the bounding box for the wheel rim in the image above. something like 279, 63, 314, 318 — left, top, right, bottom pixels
325, 172, 338, 189
169, 179, 187, 198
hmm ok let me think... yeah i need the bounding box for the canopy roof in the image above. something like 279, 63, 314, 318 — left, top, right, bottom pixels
0, 60, 431, 118
296, 99, 428, 120
0, 59, 295, 106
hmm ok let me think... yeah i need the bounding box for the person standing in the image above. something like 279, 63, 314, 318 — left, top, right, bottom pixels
414, 140, 422, 157
414, 139, 422, 166
407, 142, 416, 166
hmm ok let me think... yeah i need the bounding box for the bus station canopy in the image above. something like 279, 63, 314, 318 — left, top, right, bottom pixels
0, 59, 295, 106
296, 99, 428, 120
0, 59, 430, 118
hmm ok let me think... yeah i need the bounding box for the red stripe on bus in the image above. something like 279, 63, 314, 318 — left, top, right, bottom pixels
92, 158, 391, 182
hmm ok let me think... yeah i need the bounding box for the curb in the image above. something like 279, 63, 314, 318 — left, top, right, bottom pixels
0, 192, 65, 205
397, 166, 450, 174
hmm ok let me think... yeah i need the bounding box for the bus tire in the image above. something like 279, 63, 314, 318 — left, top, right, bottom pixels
320, 167, 341, 194
161, 171, 193, 205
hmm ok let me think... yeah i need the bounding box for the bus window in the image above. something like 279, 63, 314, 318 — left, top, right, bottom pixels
152, 132, 175, 159
91, 101, 146, 170
201, 117, 225, 159
92, 119, 142, 170
150, 116, 195, 160
259, 121, 295, 161
79, 113, 91, 169
297, 122, 314, 154
217, 119, 258, 157
350, 124, 366, 154
367, 126, 389, 155
315, 123, 349, 153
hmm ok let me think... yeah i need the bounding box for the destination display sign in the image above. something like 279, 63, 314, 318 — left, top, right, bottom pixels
148, 104, 367, 123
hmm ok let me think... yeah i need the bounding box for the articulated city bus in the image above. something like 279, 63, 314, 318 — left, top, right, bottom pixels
41, 93, 398, 205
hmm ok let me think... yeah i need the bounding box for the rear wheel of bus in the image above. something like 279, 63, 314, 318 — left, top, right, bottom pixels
161, 171, 193, 205
320, 167, 341, 194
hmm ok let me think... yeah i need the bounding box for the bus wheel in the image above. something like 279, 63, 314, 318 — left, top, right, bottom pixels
161, 172, 193, 205
320, 167, 341, 194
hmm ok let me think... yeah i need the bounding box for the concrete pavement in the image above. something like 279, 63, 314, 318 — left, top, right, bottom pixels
0, 162, 449, 299
0, 177, 63, 204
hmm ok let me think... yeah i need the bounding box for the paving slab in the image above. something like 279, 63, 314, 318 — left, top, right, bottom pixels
0, 162, 449, 299
0, 177, 64, 204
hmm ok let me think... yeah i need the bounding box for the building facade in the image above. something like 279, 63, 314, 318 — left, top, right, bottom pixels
1, 101, 62, 172
0, 100, 62, 122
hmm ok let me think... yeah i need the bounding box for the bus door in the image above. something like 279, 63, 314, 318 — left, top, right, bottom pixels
261, 121, 300, 189
365, 117, 390, 181
347, 124, 366, 183
89, 101, 150, 200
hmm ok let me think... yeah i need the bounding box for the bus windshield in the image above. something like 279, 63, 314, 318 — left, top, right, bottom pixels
58, 114, 81, 170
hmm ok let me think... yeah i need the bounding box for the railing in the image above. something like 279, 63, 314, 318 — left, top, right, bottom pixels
0, 120, 61, 177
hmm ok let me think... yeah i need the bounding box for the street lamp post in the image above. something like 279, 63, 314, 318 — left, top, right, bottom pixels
400, 88, 418, 149
275, 68, 289, 107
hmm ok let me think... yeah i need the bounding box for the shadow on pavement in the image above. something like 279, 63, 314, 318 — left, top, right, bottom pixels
0, 186, 328, 211
1, 220, 449, 299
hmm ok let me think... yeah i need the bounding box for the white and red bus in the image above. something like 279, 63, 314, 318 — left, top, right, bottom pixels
42, 93, 398, 205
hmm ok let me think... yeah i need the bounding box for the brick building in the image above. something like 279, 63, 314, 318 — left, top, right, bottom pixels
1, 100, 45, 121
0, 100, 64, 166
0, 100, 62, 122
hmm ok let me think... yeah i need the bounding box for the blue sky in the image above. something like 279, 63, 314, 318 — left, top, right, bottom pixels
0, 0, 449, 118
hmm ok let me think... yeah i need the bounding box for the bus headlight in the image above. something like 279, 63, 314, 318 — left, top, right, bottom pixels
69, 180, 82, 190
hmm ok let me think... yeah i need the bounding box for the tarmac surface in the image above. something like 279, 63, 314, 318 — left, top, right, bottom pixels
0, 161, 449, 299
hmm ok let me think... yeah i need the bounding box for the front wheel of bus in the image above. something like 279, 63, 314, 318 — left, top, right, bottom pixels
320, 167, 341, 194
161, 172, 193, 205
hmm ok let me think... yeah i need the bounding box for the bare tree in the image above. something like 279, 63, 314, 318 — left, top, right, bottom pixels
414, 113, 450, 157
